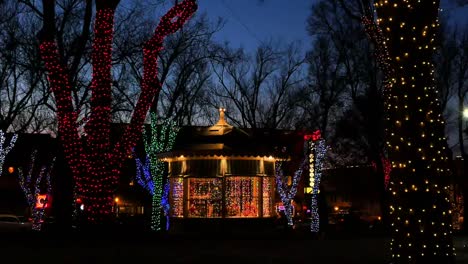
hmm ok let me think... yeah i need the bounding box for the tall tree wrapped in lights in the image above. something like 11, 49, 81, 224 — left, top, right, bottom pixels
38, 0, 197, 224
18, 150, 55, 231
0, 131, 17, 176
368, 1, 455, 262
144, 114, 179, 231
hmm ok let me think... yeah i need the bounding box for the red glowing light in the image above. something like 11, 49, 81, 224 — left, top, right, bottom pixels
39, 0, 197, 223
304, 130, 321, 141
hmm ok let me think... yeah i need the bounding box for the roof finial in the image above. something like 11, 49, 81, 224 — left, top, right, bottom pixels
216, 107, 228, 126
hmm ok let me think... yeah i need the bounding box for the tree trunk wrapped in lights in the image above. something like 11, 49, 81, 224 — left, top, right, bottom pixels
161, 182, 170, 231
367, 1, 455, 262
143, 114, 179, 231
0, 131, 17, 177
18, 150, 55, 231
39, 0, 197, 225
275, 158, 307, 227
305, 132, 327, 233
134, 153, 172, 231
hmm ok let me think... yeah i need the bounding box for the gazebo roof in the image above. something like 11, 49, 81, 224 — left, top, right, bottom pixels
157, 109, 306, 160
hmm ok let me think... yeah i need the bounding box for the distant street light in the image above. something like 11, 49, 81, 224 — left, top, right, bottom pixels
463, 108, 468, 119
464, 109, 468, 136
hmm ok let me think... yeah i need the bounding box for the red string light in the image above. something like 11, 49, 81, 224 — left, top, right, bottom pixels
303, 130, 321, 141
39, 0, 197, 224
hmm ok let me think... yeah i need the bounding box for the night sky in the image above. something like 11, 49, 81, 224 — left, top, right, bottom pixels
123, 0, 468, 53
198, 0, 313, 51
119, 0, 468, 150
195, 0, 466, 52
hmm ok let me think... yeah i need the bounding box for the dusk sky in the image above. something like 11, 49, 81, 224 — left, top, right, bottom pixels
198, 0, 314, 51
174, 0, 468, 53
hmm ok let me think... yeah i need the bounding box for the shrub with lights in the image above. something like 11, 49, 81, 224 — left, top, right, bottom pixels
0, 131, 17, 177
38, 0, 197, 224
360, 1, 455, 262
17, 150, 55, 231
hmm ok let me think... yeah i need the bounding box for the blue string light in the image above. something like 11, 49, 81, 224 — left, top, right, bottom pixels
275, 158, 307, 226
134, 150, 155, 195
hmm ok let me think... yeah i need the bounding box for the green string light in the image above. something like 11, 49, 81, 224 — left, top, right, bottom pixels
144, 113, 179, 231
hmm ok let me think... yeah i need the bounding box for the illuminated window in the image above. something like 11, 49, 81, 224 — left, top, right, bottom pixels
170, 177, 184, 217
262, 177, 274, 217
187, 178, 222, 218
226, 177, 260, 218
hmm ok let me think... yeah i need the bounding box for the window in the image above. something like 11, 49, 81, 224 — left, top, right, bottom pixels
187, 178, 222, 218
170, 178, 184, 217
262, 177, 274, 217
226, 177, 260, 217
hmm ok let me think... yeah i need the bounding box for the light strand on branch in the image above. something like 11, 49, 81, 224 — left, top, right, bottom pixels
39, 0, 197, 224
275, 157, 307, 227
0, 131, 18, 176
17, 150, 55, 231
134, 150, 154, 195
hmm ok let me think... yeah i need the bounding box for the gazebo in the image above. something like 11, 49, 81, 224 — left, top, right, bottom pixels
158, 109, 303, 221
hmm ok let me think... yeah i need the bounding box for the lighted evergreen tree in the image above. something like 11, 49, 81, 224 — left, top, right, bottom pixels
38, 0, 197, 224
362, 0, 455, 262
143, 114, 179, 231
0, 131, 17, 176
